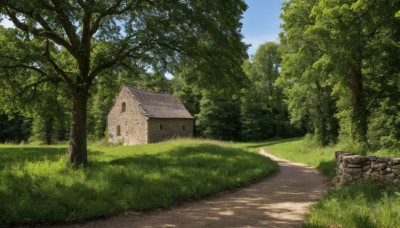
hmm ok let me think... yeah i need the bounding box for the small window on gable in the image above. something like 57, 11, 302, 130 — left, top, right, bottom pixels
182, 125, 186, 131
160, 124, 163, 130
116, 125, 121, 136
121, 102, 126, 112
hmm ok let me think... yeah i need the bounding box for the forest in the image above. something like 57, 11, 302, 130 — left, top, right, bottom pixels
0, 41, 302, 144
0, 0, 399, 156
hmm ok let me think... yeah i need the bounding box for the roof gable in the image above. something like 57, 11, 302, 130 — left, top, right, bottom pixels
125, 86, 194, 119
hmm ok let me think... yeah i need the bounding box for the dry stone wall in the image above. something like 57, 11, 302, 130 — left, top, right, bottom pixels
336, 151, 400, 186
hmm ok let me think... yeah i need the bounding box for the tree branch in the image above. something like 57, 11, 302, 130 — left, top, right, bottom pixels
13, 78, 51, 98
1, 64, 49, 78
3, 6, 78, 58
50, 0, 80, 48
90, 0, 138, 36
43, 39, 75, 89
87, 34, 154, 82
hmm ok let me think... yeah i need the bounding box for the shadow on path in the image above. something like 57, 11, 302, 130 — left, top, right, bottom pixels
65, 149, 330, 228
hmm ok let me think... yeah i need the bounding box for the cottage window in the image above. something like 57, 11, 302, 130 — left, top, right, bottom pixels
116, 125, 121, 136
121, 102, 126, 112
182, 125, 186, 131
160, 124, 163, 130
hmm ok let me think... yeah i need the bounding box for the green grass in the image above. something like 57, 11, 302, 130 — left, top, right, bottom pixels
305, 182, 400, 228
260, 137, 400, 228
262, 137, 336, 178
0, 139, 277, 226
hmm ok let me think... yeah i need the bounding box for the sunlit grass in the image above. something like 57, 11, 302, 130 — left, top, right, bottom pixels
259, 137, 400, 228
0, 139, 277, 226
262, 137, 336, 178
304, 182, 400, 228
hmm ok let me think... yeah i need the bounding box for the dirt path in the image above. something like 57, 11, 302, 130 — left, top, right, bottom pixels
66, 150, 330, 228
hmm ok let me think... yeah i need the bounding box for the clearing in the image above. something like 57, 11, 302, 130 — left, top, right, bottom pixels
0, 139, 277, 226
66, 149, 329, 228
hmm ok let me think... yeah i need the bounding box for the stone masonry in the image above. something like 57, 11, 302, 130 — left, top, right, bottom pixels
107, 86, 194, 145
108, 86, 149, 144
336, 151, 400, 186
148, 118, 194, 143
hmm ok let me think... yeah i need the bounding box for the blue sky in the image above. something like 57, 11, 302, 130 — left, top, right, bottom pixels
242, 0, 285, 56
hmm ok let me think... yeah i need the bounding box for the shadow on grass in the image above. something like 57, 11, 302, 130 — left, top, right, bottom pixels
0, 147, 67, 167
107, 144, 252, 167
353, 215, 378, 228
0, 143, 277, 226
239, 137, 302, 149
316, 160, 336, 178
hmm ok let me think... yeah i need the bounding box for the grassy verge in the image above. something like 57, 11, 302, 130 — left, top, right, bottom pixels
261, 137, 400, 227
262, 137, 336, 178
0, 139, 277, 226
305, 182, 400, 227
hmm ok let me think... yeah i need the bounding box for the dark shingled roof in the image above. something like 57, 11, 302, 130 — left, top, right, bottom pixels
125, 86, 194, 119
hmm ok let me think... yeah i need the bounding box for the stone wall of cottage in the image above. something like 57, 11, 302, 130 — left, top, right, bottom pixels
148, 119, 193, 143
336, 151, 400, 186
107, 86, 148, 145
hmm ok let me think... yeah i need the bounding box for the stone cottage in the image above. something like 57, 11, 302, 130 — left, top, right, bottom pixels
107, 85, 194, 145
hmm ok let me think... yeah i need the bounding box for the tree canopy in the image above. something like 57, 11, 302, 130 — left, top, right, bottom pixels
0, 0, 248, 165
280, 0, 400, 148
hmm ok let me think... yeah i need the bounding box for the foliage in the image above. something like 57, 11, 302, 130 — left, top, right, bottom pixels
0, 139, 277, 226
87, 78, 117, 140
280, 0, 400, 149
279, 0, 340, 146
0, 27, 71, 144
29, 85, 71, 144
241, 42, 300, 140
170, 75, 202, 118
0, 113, 31, 143
0, 0, 249, 164
196, 91, 241, 141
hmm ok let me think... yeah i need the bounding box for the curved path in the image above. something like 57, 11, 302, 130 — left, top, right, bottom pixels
67, 150, 330, 228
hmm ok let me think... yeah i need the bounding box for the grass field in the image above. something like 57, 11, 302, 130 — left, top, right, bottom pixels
0, 139, 278, 226
261, 137, 336, 178
262, 137, 400, 228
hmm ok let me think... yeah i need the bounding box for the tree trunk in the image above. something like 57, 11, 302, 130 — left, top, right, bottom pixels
69, 90, 89, 165
44, 117, 53, 145
350, 66, 368, 144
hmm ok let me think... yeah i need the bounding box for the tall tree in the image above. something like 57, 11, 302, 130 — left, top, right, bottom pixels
0, 1, 248, 165
26, 81, 71, 144
241, 42, 295, 140
196, 91, 241, 141
309, 0, 400, 145
0, 113, 31, 143
280, 0, 400, 147
364, 6, 400, 150
279, 0, 339, 145
170, 75, 202, 117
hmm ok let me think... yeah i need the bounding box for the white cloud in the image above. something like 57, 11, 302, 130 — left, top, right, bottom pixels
0, 17, 14, 28
244, 34, 279, 56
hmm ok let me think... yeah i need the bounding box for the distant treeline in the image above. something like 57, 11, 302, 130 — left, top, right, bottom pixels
2, 0, 399, 152
0, 42, 303, 144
